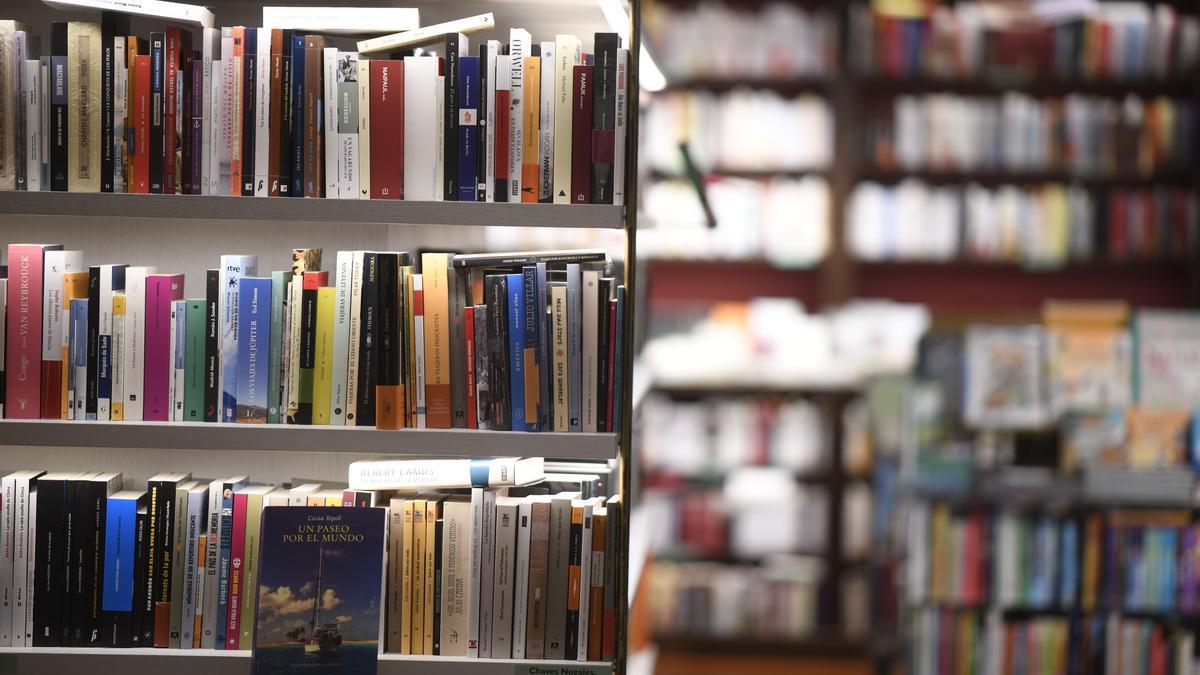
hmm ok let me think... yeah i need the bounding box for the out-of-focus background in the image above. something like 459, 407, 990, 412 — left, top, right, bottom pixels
627, 1, 1199, 674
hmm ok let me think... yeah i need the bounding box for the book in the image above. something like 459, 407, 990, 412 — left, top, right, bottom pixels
288, 31, 303, 197
357, 12, 494, 55
521, 56, 540, 203
525, 497, 550, 658
544, 492, 575, 658
235, 277, 271, 423
347, 458, 545, 490
210, 476, 245, 648
148, 31, 164, 193
99, 12, 130, 193
438, 498, 474, 656
219, 255, 259, 422
566, 265, 582, 432
376, 254, 402, 429
48, 23, 67, 192
178, 482, 207, 648
443, 33, 469, 200
490, 496, 519, 658
8, 244, 63, 417
494, 58, 510, 201
69, 298, 87, 418
267, 271, 292, 423
297, 270, 330, 424
254, 30, 270, 196
182, 299, 205, 420
145, 472, 189, 648
457, 56, 479, 202
355, 254, 378, 426
538, 42, 555, 202
67, 21, 101, 192
201, 27, 218, 194
240, 28, 257, 196
144, 274, 183, 421
551, 283, 568, 431
964, 325, 1049, 429
330, 254, 351, 425
586, 506, 606, 660
302, 34, 325, 197
204, 269, 219, 422
97, 264, 127, 420
507, 274, 527, 431
32, 473, 76, 646
323, 46, 338, 199
479, 40, 499, 201
43, 0, 215, 28
581, 270, 599, 432
336, 51, 359, 200
570, 65, 592, 204
564, 501, 584, 659
355, 58, 369, 197
40, 250, 83, 418
590, 33, 618, 204
512, 499, 532, 658
370, 59, 403, 199
552, 35, 581, 204
312, 286, 335, 425
453, 249, 607, 269
262, 6, 420, 34
507, 29, 530, 203
422, 253, 452, 428
402, 55, 437, 201
1135, 310, 1200, 409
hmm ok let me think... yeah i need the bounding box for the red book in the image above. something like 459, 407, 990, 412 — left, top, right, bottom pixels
225, 491, 248, 649
164, 28, 180, 193
369, 60, 404, 199
6, 244, 60, 418
606, 298, 616, 433
144, 273, 183, 421
570, 65, 592, 204
464, 306, 476, 429
494, 88, 509, 199
134, 55, 150, 193
1109, 191, 1127, 260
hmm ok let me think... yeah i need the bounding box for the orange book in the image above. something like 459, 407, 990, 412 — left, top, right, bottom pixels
566, 503, 584, 657
230, 26, 245, 195
420, 253, 452, 428
586, 508, 606, 660
134, 55, 150, 193
520, 56, 540, 203
377, 384, 405, 430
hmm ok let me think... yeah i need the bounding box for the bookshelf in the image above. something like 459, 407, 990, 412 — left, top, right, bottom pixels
0, 0, 644, 673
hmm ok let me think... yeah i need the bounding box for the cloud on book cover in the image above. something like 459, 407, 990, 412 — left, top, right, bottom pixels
257, 584, 344, 621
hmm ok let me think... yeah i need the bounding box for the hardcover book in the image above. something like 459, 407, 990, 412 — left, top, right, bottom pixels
347, 457, 544, 491
251, 507, 385, 675
964, 325, 1048, 429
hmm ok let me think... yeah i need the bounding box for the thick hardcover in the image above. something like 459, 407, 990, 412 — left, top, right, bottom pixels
8, 245, 60, 418
67, 21, 101, 192
570, 65, 592, 204
369, 59, 403, 199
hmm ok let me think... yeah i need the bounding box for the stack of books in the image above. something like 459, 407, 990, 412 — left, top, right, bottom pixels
0, 9, 629, 205
2, 244, 627, 434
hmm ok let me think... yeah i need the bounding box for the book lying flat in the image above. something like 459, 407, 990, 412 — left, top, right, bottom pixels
347, 457, 544, 490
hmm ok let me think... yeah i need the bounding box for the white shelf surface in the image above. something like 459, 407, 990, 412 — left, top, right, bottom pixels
0, 420, 619, 461
0, 647, 612, 675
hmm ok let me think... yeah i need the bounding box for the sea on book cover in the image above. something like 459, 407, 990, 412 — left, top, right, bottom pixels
252, 507, 385, 675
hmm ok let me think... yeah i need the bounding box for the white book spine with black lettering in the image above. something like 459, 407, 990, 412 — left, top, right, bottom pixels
113, 41, 126, 193
511, 499, 532, 658
254, 34, 270, 196
24, 60, 41, 192
538, 42, 554, 203
613, 48, 628, 206
123, 266, 155, 421
467, 488, 483, 658
440, 499, 473, 656
575, 500, 593, 661
0, 473, 16, 645
403, 56, 439, 201
356, 59, 370, 199
330, 250, 352, 425
477, 488, 497, 657
99, 264, 122, 420
201, 478, 221, 648
337, 52, 358, 200
490, 497, 519, 658
200, 27, 217, 195
344, 251, 363, 424
43, 251, 83, 415
507, 29, 530, 202
581, 269, 599, 432
323, 46, 339, 198
482, 40, 499, 202
23, 486, 37, 647
552, 35, 581, 204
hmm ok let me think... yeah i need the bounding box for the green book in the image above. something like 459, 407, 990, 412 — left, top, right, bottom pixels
184, 299, 206, 421
268, 271, 292, 424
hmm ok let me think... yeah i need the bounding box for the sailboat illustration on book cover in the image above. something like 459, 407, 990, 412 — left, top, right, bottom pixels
252, 507, 385, 674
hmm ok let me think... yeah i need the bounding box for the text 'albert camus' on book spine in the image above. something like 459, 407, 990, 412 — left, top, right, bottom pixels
6, 243, 628, 435
0, 10, 629, 205
0, 461, 619, 661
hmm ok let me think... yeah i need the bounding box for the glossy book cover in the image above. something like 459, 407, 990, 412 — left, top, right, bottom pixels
252, 507, 384, 675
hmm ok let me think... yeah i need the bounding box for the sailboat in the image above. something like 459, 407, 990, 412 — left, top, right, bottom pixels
304, 545, 343, 655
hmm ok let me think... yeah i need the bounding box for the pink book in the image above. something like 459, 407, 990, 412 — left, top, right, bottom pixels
143, 274, 184, 421
226, 491, 248, 650
5, 244, 61, 418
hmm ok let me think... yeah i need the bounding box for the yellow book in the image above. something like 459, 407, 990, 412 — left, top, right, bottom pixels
421, 254, 452, 428
62, 272, 89, 419
400, 500, 414, 654
67, 21, 102, 192
111, 293, 126, 420
410, 499, 426, 654
423, 497, 440, 654
238, 486, 272, 650
521, 56, 540, 203
313, 286, 336, 425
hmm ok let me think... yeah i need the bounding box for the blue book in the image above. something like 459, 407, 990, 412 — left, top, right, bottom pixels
522, 266, 539, 432
70, 298, 89, 419
251, 507, 385, 675
236, 277, 272, 422
611, 286, 625, 433
507, 273, 526, 432
457, 56, 479, 201
214, 483, 237, 648
101, 490, 144, 646
566, 264, 581, 432
1059, 520, 1078, 608
535, 263, 550, 431
289, 34, 305, 197
1164, 528, 1178, 610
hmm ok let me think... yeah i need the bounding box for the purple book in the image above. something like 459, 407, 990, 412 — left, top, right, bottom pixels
144, 274, 184, 420
1181, 524, 1198, 612
190, 58, 204, 194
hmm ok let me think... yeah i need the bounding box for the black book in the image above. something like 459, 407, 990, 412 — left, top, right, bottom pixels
297, 274, 320, 425
452, 249, 606, 269
204, 269, 219, 422
377, 252, 399, 415
448, 266, 468, 428
431, 516, 444, 655
129, 497, 150, 646
241, 28, 258, 196
100, 12, 130, 193
50, 23, 68, 191
476, 43, 489, 201
80, 474, 118, 646
590, 33, 618, 204
86, 267, 100, 419
356, 253, 379, 426
148, 33, 165, 193
442, 33, 464, 200
68, 475, 92, 646
147, 473, 188, 647
278, 30, 293, 196
596, 277, 614, 432
485, 274, 510, 430
33, 473, 73, 646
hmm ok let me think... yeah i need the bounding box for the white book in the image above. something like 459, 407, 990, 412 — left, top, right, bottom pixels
402, 56, 439, 201
22, 485, 36, 647
263, 6, 419, 33
348, 457, 544, 491
201, 477, 221, 648
219, 255, 258, 422
435, 75, 445, 202
98, 264, 125, 420
112, 43, 126, 193
413, 275, 426, 428
337, 52, 359, 200
481, 41, 499, 202
356, 59, 370, 198
581, 269, 599, 432
613, 48, 628, 207
218, 29, 234, 195
574, 500, 593, 660
357, 12, 494, 54
42, 251, 83, 415
0, 472, 18, 646
11, 472, 42, 647
285, 275, 302, 416
24, 60, 41, 192
552, 35, 581, 204
200, 28, 218, 195
254, 33, 270, 197
323, 47, 339, 198
490, 497, 520, 658
110, 293, 124, 418
512, 499, 532, 658
494, 59, 511, 200
330, 251, 353, 425
287, 483, 321, 506
477, 488, 497, 657
538, 43, 555, 203
467, 488, 483, 658
122, 266, 155, 421
169, 299, 182, 421
344, 251, 364, 424
43, 0, 214, 27
507, 29, 530, 203
440, 499, 473, 656
180, 483, 207, 648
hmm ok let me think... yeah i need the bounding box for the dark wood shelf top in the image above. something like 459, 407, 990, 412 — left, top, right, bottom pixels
649, 167, 829, 181
654, 632, 869, 658
857, 168, 1199, 186
661, 75, 833, 95
853, 75, 1199, 97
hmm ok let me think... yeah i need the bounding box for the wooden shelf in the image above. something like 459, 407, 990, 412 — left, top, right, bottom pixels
853, 75, 1198, 97
0, 647, 612, 675
654, 633, 867, 658
648, 168, 828, 182
661, 76, 833, 95
644, 258, 820, 309
0, 420, 619, 461
0, 191, 627, 229
857, 167, 1198, 186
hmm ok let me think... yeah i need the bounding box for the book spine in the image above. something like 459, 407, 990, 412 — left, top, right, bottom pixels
148, 32, 164, 193
32, 478, 66, 646
102, 495, 135, 647
152, 479, 179, 649
486, 276, 509, 430
253, 34, 269, 196
581, 271, 599, 432
322, 47, 338, 198
565, 505, 583, 660
356, 254, 378, 426
512, 501, 531, 658
490, 501, 517, 657
68, 22, 102, 193
413, 276, 426, 428
214, 485, 235, 648
268, 272, 290, 423
494, 61, 510, 202
370, 60, 403, 199
613, 49, 627, 206
40, 251, 70, 419
297, 271, 328, 424
188, 59, 202, 193
6, 246, 48, 417
163, 28, 179, 193
474, 303, 490, 430
303, 35, 322, 197
570, 65, 592, 204
100, 13, 127, 192
312, 287, 335, 425
410, 501, 425, 653
590, 33, 618, 204
338, 52, 359, 199
522, 266, 539, 431
507, 31, 529, 203
237, 494, 263, 650
448, 267, 468, 429
552, 36, 578, 204
219, 255, 257, 422
145, 275, 182, 421
288, 34, 304, 196
465, 307, 477, 429
476, 43, 490, 201
201, 28, 217, 194
520, 56, 539, 203
240, 28, 256, 196
422, 254, 452, 428
235, 278, 271, 423
566, 266, 583, 432
526, 501, 550, 658
50, 24, 68, 192
273, 29, 288, 196
457, 56, 479, 202
71, 299, 88, 419
13, 477, 32, 647
356, 58, 369, 197
85, 267, 99, 420
345, 252, 363, 424
539, 44, 555, 202
596, 279, 612, 432
224, 493, 245, 650
443, 34, 461, 200
424, 501, 438, 655
375, 254, 400, 429
611, 287, 625, 433
132, 54, 148, 192
199, 481, 220, 648
551, 284, 568, 431
0, 476, 14, 645
99, 265, 125, 420
507, 274, 526, 432
536, 263, 551, 431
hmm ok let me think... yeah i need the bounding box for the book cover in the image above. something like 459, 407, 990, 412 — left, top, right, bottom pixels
1135, 310, 1200, 409
457, 55, 479, 202
520, 56, 539, 203
236, 277, 272, 423
219, 255, 259, 422
964, 325, 1048, 429
252, 507, 384, 674
144, 274, 182, 421
369, 59, 402, 199
1046, 326, 1132, 414
312, 286, 335, 425
67, 21, 101, 192
570, 65, 592, 204
552, 35, 581, 204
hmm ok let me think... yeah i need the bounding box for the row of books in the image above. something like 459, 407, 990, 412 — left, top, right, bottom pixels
645, 2, 837, 81
0, 16, 629, 204
641, 176, 829, 267
644, 91, 831, 174
852, 2, 1200, 81
1, 245, 627, 434
847, 181, 1198, 265
910, 608, 1197, 675
648, 558, 824, 640
0, 458, 620, 663
866, 94, 1196, 177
